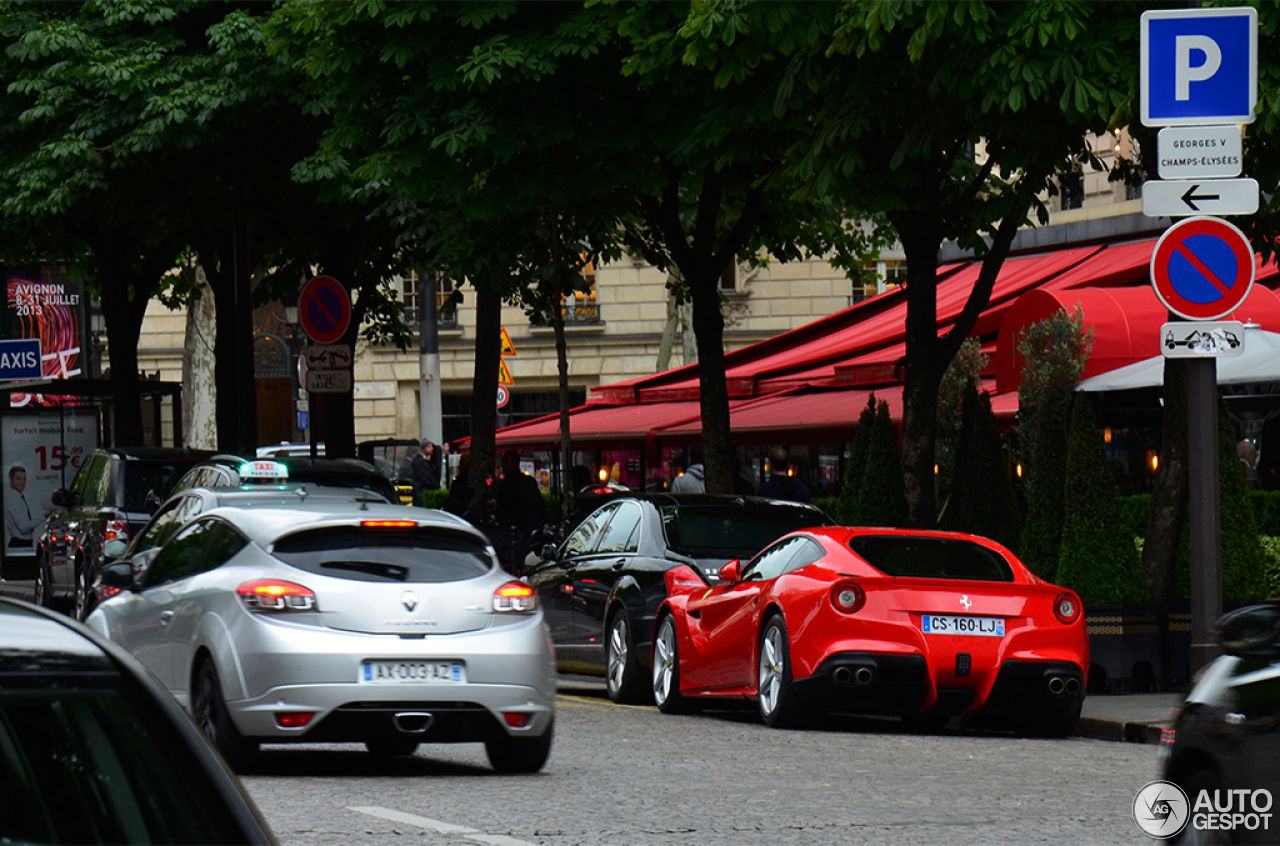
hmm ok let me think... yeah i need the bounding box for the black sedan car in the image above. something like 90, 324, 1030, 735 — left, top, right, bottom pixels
525, 494, 832, 704
0, 597, 275, 844
1162, 602, 1280, 844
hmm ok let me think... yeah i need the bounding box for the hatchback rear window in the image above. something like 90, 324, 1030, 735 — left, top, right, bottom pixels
271, 527, 494, 583
661, 504, 827, 559
848, 535, 1014, 582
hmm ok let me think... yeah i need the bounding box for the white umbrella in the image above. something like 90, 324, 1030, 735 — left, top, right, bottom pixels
1076, 325, 1280, 391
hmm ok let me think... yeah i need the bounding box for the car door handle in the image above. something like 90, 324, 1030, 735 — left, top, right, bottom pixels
159, 610, 174, 626
612, 558, 627, 570
1226, 712, 1246, 727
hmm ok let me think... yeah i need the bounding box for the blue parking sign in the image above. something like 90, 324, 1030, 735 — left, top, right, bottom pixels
1142, 7, 1256, 127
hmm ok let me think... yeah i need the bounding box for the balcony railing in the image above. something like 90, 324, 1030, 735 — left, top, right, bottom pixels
403, 305, 458, 330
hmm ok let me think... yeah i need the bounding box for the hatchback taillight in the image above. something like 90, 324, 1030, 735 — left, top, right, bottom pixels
831, 581, 866, 614
493, 581, 537, 613
104, 518, 128, 543
1054, 592, 1081, 624
237, 579, 317, 611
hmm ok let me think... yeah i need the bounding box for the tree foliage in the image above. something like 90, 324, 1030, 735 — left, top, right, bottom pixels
848, 397, 909, 528
940, 385, 1021, 552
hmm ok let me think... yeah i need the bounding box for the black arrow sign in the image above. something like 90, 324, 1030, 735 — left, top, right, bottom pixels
1181, 184, 1221, 211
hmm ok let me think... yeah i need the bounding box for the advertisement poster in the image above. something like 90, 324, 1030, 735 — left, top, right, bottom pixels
2, 411, 97, 556
6, 268, 85, 408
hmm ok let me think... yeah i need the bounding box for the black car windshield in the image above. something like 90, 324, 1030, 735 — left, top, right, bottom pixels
849, 535, 1015, 582
272, 527, 493, 583
660, 504, 824, 559
123, 462, 197, 512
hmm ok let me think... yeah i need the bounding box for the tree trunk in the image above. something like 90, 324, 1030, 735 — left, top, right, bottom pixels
468, 284, 503, 502
690, 269, 733, 494
97, 279, 147, 446
1143, 355, 1189, 601
198, 241, 244, 454
896, 216, 943, 527
553, 275, 573, 519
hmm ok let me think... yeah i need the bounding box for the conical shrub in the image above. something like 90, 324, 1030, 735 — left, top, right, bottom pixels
838, 394, 878, 525
1056, 394, 1149, 602
941, 385, 1021, 552
1019, 396, 1068, 581
851, 398, 909, 528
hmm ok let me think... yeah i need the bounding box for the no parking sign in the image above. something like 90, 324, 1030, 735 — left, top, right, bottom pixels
1150, 216, 1255, 321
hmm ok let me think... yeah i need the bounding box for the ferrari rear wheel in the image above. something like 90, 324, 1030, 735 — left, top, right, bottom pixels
605, 609, 650, 705
758, 614, 809, 729
652, 615, 696, 714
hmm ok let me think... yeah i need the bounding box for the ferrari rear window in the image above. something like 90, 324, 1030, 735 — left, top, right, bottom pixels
271, 527, 494, 583
661, 504, 827, 559
848, 535, 1015, 582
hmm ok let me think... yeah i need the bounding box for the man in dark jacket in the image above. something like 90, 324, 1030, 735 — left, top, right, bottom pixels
493, 450, 546, 575
410, 440, 441, 505
756, 445, 811, 503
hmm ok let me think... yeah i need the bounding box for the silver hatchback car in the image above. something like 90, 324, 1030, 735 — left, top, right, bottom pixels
85, 501, 555, 774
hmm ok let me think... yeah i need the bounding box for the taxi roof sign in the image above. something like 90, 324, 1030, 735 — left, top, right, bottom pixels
239, 460, 290, 483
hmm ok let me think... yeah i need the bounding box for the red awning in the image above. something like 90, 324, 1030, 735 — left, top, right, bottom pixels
490, 401, 706, 450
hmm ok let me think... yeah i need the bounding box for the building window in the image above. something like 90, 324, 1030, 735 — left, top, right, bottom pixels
533, 258, 600, 326
1059, 170, 1084, 210
852, 259, 906, 304
720, 262, 737, 292
401, 272, 459, 330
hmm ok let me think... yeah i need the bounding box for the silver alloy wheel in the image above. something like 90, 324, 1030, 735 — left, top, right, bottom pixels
33, 558, 46, 605
74, 564, 88, 621
759, 623, 785, 717
653, 618, 677, 706
606, 614, 628, 696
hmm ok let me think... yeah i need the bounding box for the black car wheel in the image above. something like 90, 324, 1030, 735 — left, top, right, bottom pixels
33, 553, 55, 609
365, 739, 420, 757
73, 563, 92, 622
758, 614, 808, 729
1172, 769, 1231, 845
485, 719, 552, 774
193, 658, 259, 771
652, 614, 697, 714
605, 609, 649, 705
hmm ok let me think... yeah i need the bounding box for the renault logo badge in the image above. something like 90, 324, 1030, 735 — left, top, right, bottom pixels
401, 592, 419, 612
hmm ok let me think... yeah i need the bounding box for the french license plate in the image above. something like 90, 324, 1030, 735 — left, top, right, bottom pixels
360, 660, 465, 684
921, 615, 1004, 637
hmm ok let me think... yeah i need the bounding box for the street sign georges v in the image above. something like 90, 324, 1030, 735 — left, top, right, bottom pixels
1151, 216, 1255, 321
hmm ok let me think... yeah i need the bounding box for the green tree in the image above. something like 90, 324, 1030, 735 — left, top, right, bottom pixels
1016, 307, 1092, 580
935, 337, 987, 513
850, 398, 908, 528
839, 393, 879, 524
1057, 394, 1148, 603
941, 385, 1021, 552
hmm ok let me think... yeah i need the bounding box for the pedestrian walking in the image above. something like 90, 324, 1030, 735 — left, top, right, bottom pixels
494, 450, 547, 575
756, 445, 810, 503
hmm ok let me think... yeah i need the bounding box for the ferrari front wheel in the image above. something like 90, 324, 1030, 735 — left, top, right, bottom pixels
758, 614, 809, 729
652, 615, 696, 714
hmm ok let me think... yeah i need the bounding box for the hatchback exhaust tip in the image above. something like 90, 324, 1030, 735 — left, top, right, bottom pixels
393, 712, 434, 733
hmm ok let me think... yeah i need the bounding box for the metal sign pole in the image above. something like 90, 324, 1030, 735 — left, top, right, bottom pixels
1187, 357, 1222, 672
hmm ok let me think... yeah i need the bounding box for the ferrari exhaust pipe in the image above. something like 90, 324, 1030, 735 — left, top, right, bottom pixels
393, 712, 434, 733
1065, 677, 1081, 696
854, 667, 874, 686
833, 667, 852, 685
1047, 677, 1065, 695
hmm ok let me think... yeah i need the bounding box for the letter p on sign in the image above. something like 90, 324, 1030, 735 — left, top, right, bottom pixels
1142, 7, 1256, 127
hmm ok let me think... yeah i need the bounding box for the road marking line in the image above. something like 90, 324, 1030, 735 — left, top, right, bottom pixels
556, 693, 655, 711
349, 807, 476, 833
348, 807, 541, 846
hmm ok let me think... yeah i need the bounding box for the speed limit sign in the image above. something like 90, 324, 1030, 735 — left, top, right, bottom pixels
496, 385, 510, 408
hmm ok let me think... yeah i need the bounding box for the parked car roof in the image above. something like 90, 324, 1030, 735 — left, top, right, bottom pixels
171, 455, 398, 503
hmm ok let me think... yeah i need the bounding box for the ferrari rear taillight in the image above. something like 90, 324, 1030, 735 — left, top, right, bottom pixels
237, 579, 317, 611
104, 518, 128, 543
1054, 592, 1081, 624
831, 581, 866, 614
493, 581, 538, 613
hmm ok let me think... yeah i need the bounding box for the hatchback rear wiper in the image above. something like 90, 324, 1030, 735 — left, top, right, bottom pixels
320, 561, 409, 581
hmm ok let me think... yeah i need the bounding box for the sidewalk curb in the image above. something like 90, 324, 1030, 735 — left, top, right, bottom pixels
1073, 716, 1165, 744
